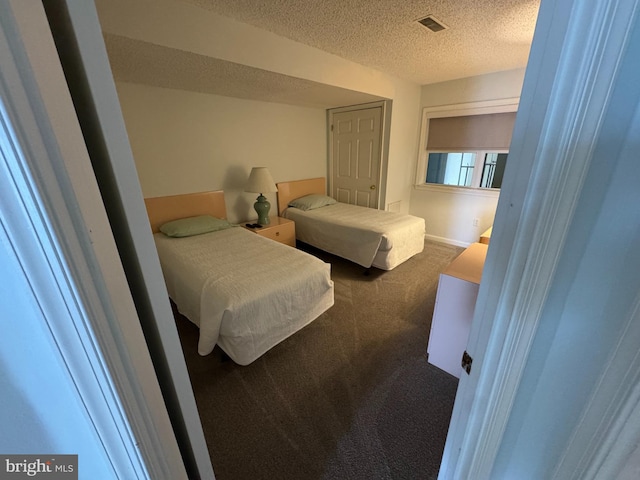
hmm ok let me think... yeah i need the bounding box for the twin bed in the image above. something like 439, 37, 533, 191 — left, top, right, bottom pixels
277, 178, 426, 271
146, 179, 424, 365
145, 191, 334, 366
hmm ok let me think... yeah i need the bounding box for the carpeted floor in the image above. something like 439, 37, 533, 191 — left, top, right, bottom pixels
174, 240, 463, 480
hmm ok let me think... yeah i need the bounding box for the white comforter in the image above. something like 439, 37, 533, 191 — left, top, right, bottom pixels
283, 203, 425, 269
153, 227, 334, 365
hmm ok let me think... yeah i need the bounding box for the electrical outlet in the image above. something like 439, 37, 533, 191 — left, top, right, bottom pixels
473, 218, 479, 227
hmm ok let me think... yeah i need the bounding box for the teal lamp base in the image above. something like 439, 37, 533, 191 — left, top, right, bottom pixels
254, 194, 271, 225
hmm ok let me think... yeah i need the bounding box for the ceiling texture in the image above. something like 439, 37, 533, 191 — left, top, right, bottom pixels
100, 0, 540, 107
178, 0, 540, 85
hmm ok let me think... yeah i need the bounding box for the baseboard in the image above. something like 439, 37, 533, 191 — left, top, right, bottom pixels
425, 234, 471, 248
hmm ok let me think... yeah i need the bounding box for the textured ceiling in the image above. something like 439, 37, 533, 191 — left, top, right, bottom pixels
100, 0, 540, 107
177, 0, 540, 85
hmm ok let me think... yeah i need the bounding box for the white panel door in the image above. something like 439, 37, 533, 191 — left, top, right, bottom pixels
331, 106, 382, 208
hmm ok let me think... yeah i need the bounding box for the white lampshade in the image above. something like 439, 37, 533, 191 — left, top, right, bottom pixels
244, 167, 278, 194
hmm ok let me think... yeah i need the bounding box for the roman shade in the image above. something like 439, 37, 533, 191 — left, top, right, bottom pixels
427, 112, 516, 150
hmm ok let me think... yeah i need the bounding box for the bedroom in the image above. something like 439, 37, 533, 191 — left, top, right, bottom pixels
95, 0, 528, 247
91, 0, 532, 477
5, 1, 640, 479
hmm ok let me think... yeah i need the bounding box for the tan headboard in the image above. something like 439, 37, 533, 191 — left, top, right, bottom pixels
144, 191, 227, 233
276, 177, 326, 215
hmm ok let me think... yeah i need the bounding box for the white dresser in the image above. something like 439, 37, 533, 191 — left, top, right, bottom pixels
427, 242, 488, 378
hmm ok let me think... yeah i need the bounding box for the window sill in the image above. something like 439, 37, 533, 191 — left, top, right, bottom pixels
413, 183, 501, 198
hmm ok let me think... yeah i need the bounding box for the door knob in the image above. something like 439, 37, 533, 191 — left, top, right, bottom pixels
370, 185, 376, 190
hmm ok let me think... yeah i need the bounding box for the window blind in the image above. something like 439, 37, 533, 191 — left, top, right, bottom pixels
427, 112, 516, 150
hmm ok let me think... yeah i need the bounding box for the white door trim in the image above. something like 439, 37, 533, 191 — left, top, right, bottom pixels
439, 0, 640, 478
1, 1, 187, 477
552, 293, 640, 480
45, 1, 215, 478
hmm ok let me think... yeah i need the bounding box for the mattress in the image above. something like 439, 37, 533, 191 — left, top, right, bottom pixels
153, 227, 334, 365
282, 202, 425, 270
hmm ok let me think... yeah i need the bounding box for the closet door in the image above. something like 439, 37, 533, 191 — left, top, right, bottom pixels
329, 105, 383, 208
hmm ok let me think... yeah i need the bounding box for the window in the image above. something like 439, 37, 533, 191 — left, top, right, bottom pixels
481, 152, 508, 189
426, 151, 508, 189
415, 99, 519, 191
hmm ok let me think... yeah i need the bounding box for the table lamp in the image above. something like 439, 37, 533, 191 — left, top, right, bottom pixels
244, 167, 278, 225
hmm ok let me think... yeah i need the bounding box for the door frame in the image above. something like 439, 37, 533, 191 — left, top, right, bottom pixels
327, 100, 391, 209
0, 0, 190, 477
439, 0, 640, 478
42, 1, 215, 478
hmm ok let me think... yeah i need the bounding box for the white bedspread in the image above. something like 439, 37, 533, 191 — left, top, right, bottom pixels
153, 227, 334, 365
283, 202, 425, 269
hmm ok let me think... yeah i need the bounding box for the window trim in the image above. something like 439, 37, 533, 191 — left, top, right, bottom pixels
415, 99, 520, 190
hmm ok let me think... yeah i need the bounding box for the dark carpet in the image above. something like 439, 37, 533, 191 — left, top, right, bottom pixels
174, 240, 463, 480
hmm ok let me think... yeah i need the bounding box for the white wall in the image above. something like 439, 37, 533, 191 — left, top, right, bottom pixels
116, 82, 328, 223
384, 80, 423, 214
412, 188, 499, 246
116, 79, 422, 221
98, 0, 422, 218
420, 68, 526, 108
409, 69, 526, 246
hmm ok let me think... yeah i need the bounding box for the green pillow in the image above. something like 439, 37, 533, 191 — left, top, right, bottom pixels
160, 215, 233, 237
288, 194, 337, 211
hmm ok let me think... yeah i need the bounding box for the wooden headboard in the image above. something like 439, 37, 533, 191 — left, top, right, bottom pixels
144, 191, 227, 233
276, 177, 326, 215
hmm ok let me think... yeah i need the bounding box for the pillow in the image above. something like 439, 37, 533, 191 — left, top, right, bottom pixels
288, 194, 337, 211
160, 215, 233, 237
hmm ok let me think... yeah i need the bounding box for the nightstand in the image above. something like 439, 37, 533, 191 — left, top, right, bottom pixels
242, 216, 296, 247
